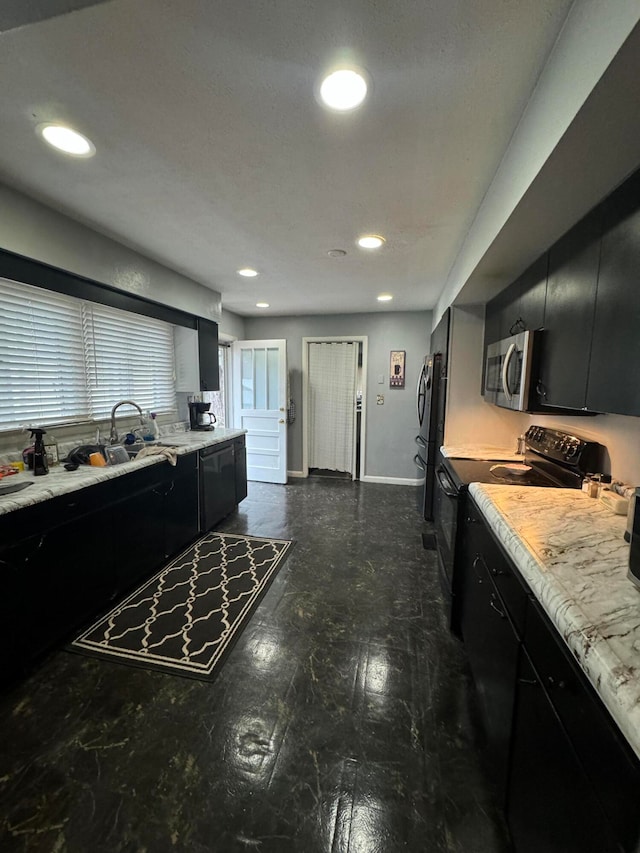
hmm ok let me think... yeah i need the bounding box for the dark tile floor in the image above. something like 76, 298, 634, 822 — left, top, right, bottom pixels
0, 479, 511, 852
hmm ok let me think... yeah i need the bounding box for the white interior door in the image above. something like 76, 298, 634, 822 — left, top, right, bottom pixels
232, 339, 287, 484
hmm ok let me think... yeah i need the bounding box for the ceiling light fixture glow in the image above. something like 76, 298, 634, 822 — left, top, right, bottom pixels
256, 302, 270, 308
237, 268, 258, 277
38, 123, 95, 157
319, 68, 368, 111
358, 234, 385, 249
377, 294, 393, 302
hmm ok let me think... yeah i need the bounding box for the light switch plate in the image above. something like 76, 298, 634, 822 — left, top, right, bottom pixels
377, 374, 384, 384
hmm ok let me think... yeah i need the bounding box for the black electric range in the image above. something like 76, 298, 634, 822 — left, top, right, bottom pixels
433, 425, 604, 629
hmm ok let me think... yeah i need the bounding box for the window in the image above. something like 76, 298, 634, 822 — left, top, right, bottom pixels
206, 344, 228, 426
0, 278, 176, 431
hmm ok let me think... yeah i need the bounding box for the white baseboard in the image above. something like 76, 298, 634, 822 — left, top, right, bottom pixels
360, 475, 422, 486
287, 470, 307, 478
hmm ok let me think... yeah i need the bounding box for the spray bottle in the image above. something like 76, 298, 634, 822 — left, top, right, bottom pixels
30, 428, 49, 476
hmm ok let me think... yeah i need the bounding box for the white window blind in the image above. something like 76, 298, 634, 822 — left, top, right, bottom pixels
0, 278, 177, 431
84, 302, 176, 419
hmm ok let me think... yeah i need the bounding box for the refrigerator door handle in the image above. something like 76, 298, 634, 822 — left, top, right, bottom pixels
416, 362, 427, 425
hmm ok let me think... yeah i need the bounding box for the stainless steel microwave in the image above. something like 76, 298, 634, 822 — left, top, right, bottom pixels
484, 331, 536, 411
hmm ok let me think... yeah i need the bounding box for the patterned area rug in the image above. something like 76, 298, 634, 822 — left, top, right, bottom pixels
70, 533, 293, 681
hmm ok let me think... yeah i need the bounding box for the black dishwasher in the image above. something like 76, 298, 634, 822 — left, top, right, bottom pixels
200, 442, 236, 531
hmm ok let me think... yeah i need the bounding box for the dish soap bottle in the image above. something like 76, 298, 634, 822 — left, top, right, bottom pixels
30, 428, 49, 476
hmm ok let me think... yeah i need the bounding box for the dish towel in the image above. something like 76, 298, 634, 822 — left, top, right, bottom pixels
136, 445, 179, 466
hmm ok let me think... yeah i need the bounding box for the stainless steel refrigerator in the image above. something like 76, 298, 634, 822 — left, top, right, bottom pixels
414, 310, 449, 521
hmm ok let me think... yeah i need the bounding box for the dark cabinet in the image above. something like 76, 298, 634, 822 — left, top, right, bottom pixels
484, 255, 547, 346
458, 500, 640, 853
519, 599, 640, 852
458, 503, 524, 802
0, 491, 117, 680
112, 466, 168, 594
234, 436, 248, 504
587, 170, 640, 415
508, 650, 622, 853
164, 453, 199, 560
197, 317, 219, 392
536, 207, 602, 409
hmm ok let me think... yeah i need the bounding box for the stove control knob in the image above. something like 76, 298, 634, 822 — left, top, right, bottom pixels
566, 444, 578, 458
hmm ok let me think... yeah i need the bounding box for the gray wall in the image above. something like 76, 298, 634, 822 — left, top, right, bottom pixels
219, 308, 246, 340
244, 311, 431, 481
0, 183, 222, 320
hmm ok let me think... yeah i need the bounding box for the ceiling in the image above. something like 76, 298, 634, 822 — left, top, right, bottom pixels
0, 1, 637, 318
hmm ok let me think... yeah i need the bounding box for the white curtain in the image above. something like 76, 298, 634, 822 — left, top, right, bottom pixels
308, 341, 358, 473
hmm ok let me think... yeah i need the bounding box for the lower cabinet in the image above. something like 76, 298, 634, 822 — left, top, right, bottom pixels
458, 524, 520, 803
458, 497, 640, 853
1, 438, 246, 684
508, 649, 621, 853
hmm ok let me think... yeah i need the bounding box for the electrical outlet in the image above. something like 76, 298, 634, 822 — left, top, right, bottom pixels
376, 394, 384, 405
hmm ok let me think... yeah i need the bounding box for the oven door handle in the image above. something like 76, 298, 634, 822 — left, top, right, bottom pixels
436, 465, 458, 498
414, 453, 426, 472
502, 342, 516, 400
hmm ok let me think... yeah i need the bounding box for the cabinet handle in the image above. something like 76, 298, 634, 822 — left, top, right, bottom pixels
25, 534, 46, 563
518, 677, 538, 686
489, 595, 506, 619
165, 481, 175, 496
546, 675, 566, 690
490, 566, 506, 577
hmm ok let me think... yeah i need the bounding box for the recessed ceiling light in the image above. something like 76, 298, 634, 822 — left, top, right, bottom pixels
327, 249, 347, 258
319, 68, 368, 111
377, 294, 393, 302
256, 302, 270, 308
37, 123, 95, 157
358, 235, 385, 249
238, 268, 258, 277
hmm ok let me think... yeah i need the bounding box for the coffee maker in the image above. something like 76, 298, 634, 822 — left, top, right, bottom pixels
188, 401, 216, 431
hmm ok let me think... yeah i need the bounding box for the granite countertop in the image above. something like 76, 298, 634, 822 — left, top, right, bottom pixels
469, 483, 640, 760
0, 428, 246, 518
441, 444, 523, 461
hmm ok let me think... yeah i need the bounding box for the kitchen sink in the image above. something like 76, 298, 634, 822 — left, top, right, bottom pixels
124, 440, 162, 458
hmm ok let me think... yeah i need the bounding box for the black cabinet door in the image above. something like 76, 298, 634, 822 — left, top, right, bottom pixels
517, 253, 548, 332
537, 207, 602, 410
458, 542, 519, 801
197, 317, 219, 392
200, 443, 236, 531
508, 651, 621, 853
112, 471, 166, 594
587, 170, 640, 415
164, 455, 199, 560
525, 600, 640, 852
234, 437, 247, 504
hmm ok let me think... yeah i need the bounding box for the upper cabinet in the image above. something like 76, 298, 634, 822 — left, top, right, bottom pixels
586, 171, 640, 416
485, 255, 547, 345
197, 318, 220, 392
484, 167, 640, 419
536, 208, 602, 410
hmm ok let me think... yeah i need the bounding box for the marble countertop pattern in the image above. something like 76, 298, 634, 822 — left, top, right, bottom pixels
469, 483, 640, 759
0, 428, 246, 518
441, 444, 523, 461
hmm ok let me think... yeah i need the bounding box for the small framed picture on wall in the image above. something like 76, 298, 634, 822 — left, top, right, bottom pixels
390, 350, 406, 387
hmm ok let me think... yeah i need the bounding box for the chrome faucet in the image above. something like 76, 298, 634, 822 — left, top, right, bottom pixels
110, 400, 145, 444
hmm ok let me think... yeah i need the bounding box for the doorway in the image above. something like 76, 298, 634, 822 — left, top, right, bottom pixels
302, 336, 367, 480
